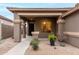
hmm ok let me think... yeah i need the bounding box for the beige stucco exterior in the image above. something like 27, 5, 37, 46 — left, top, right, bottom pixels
34, 18, 57, 32
0, 19, 1, 40
63, 10, 79, 48
7, 7, 71, 42
61, 3, 79, 47
6, 3, 79, 48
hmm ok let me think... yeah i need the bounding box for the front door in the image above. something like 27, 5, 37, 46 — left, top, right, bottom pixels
28, 23, 34, 36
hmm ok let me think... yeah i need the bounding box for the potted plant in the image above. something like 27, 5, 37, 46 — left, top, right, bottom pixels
30, 39, 39, 51
48, 34, 57, 46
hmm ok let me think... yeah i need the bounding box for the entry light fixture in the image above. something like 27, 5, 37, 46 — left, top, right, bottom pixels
43, 21, 46, 25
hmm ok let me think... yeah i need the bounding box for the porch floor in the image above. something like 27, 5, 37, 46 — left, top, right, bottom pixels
25, 39, 79, 55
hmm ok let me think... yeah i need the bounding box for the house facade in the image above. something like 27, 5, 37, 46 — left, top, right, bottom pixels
7, 3, 79, 47
0, 15, 13, 40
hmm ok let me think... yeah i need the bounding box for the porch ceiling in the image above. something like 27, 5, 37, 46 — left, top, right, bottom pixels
19, 12, 61, 21
20, 15, 58, 22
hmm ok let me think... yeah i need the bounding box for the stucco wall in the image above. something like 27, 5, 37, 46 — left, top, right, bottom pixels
1, 24, 13, 39
0, 20, 1, 40
64, 11, 79, 48
34, 18, 57, 38
1, 19, 13, 39
64, 11, 79, 32
34, 18, 57, 32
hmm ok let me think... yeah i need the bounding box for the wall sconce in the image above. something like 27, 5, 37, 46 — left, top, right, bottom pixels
43, 21, 46, 25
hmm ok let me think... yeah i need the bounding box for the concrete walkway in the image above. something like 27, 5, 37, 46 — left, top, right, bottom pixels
4, 36, 32, 55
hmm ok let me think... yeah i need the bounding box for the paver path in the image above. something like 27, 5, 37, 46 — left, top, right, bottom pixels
25, 40, 79, 55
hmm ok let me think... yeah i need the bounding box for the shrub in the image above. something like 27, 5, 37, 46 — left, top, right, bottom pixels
48, 34, 57, 46
48, 34, 57, 41
30, 39, 39, 51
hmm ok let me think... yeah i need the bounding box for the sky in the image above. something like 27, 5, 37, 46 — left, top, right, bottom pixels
0, 3, 76, 20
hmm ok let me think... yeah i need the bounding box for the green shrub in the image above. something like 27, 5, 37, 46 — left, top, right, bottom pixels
48, 34, 57, 41
30, 39, 39, 51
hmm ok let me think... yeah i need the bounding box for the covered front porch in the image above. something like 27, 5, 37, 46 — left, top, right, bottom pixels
21, 16, 58, 37
14, 14, 64, 42
8, 8, 66, 42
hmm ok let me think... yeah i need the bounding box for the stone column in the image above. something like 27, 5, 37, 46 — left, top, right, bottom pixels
57, 17, 65, 41
14, 14, 21, 42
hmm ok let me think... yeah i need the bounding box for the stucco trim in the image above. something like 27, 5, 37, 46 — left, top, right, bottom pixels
17, 13, 62, 16
63, 32, 79, 38
7, 7, 72, 12
14, 20, 22, 24
1, 19, 13, 26
0, 15, 13, 23
57, 19, 65, 24
62, 7, 79, 18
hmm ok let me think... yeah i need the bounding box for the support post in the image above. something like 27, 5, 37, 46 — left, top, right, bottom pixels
14, 14, 21, 42
57, 17, 65, 41
23, 22, 26, 38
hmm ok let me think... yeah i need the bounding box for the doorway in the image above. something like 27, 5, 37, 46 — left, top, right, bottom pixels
28, 23, 34, 36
